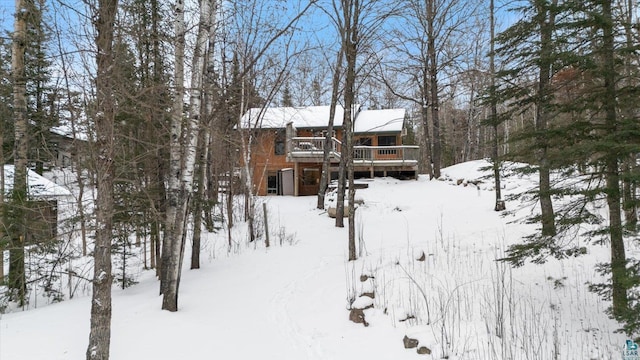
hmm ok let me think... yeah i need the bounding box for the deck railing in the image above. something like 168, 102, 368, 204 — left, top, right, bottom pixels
290, 137, 342, 156
353, 145, 420, 163
289, 137, 418, 164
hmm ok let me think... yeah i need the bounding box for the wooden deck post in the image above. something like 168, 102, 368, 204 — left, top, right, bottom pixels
294, 161, 299, 196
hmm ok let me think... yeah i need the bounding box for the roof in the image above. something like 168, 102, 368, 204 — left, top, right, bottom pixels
50, 120, 91, 142
2, 165, 72, 197
354, 108, 406, 133
241, 105, 406, 134
241, 105, 345, 129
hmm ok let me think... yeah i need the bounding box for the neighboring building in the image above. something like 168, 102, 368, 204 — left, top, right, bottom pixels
2, 165, 73, 244
240, 105, 419, 196
50, 121, 90, 169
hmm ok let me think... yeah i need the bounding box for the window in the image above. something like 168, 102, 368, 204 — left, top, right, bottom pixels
274, 130, 285, 155
377, 135, 397, 155
377, 135, 396, 146
267, 171, 278, 194
356, 137, 372, 146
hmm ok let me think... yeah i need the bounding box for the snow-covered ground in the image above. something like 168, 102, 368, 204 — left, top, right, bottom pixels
0, 160, 632, 359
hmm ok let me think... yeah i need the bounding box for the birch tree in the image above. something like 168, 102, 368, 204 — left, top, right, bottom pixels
161, 0, 191, 312
86, 0, 118, 358
190, 0, 218, 270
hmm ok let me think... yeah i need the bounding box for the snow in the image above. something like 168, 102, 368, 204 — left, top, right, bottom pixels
240, 105, 406, 133
240, 105, 347, 129
2, 165, 72, 197
354, 108, 405, 133
50, 122, 91, 142
0, 160, 633, 359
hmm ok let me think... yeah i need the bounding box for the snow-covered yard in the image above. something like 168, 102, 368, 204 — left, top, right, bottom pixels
0, 160, 631, 359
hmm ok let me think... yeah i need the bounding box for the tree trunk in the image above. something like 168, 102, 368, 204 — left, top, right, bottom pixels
420, 96, 433, 179
489, 0, 504, 212
191, 129, 206, 269
340, 0, 358, 260
536, 0, 556, 234
0, 76, 3, 283
601, 0, 628, 318
86, 0, 118, 358
427, 0, 441, 179
189, 0, 216, 270
9, 0, 28, 306
317, 48, 343, 210
161, 0, 186, 312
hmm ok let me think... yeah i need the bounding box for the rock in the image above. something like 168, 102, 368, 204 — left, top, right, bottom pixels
403, 335, 419, 349
417, 346, 431, 355
361, 291, 375, 299
399, 314, 415, 322
349, 308, 369, 327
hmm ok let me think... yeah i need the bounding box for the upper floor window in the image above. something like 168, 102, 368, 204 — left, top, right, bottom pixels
274, 130, 285, 155
377, 135, 396, 146
356, 137, 372, 146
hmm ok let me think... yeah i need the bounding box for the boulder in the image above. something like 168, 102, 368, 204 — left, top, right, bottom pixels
403, 335, 419, 349
349, 308, 369, 327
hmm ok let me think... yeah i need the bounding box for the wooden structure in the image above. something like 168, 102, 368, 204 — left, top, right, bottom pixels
3, 165, 73, 243
240, 106, 419, 196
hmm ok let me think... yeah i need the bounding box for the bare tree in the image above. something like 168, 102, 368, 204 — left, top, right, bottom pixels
379, 0, 478, 178
86, 0, 118, 358
317, 47, 343, 210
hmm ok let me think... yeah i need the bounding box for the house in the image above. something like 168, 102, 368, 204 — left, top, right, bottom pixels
240, 105, 419, 196
50, 121, 90, 169
2, 165, 73, 244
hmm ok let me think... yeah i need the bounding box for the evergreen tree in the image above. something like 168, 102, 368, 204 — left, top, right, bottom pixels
498, 0, 640, 331
281, 82, 293, 106
24, 0, 56, 175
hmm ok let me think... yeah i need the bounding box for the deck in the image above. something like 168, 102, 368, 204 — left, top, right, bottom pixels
288, 137, 419, 168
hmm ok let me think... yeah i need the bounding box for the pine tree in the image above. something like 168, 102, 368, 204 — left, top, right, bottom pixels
498, 0, 640, 329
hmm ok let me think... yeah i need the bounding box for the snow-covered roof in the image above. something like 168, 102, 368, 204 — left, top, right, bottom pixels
354, 108, 405, 133
50, 120, 91, 142
240, 105, 406, 134
240, 105, 346, 129
2, 165, 72, 197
